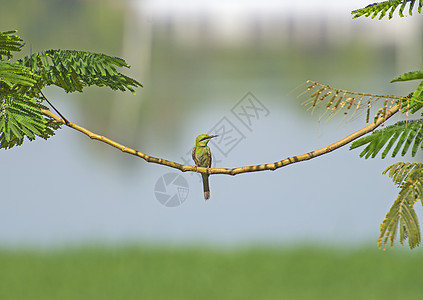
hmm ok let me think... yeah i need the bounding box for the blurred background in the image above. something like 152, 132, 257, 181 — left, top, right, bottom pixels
1, 0, 423, 299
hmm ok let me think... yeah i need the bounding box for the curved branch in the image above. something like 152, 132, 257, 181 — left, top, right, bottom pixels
42, 104, 399, 176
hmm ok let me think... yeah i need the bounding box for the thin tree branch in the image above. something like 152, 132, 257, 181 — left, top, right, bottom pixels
37, 85, 70, 126
41, 104, 399, 176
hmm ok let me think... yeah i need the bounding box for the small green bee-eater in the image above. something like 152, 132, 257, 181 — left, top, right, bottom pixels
192, 134, 218, 200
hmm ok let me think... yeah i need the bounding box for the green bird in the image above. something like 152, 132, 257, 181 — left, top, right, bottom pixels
192, 134, 218, 200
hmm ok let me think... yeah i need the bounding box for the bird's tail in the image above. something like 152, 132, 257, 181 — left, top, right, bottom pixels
202, 174, 210, 200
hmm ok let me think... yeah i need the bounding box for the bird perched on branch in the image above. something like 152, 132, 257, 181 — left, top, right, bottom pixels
192, 134, 218, 200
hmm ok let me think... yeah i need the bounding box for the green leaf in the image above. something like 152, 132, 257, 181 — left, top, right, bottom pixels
17, 50, 142, 95
0, 30, 24, 60
410, 81, 423, 101
352, 0, 421, 20
0, 62, 37, 87
0, 94, 61, 149
379, 162, 423, 249
398, 92, 423, 115
350, 120, 423, 158
391, 72, 423, 114
391, 70, 423, 83
391, 123, 413, 157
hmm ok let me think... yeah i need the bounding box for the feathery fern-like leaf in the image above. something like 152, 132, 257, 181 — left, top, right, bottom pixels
16, 50, 142, 95
0, 94, 60, 149
391, 70, 423, 83
378, 194, 421, 249
0, 62, 37, 87
398, 92, 423, 115
391, 71, 423, 108
350, 120, 423, 158
383, 162, 423, 186
379, 162, 423, 249
352, 0, 423, 20
0, 30, 24, 61
299, 80, 404, 123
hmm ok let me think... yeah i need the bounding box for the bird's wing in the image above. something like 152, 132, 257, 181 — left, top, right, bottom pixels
206, 146, 212, 168
192, 147, 199, 165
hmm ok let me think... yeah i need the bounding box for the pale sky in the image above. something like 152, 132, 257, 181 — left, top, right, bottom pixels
144, 0, 371, 15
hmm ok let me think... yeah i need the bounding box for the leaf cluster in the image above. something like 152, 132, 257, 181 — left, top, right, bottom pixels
17, 50, 141, 96
300, 1, 423, 249
349, 48, 423, 249
0, 94, 60, 149
301, 77, 423, 249
352, 0, 423, 19
0, 30, 142, 150
0, 30, 24, 60
379, 163, 423, 249
350, 120, 423, 158
300, 81, 402, 124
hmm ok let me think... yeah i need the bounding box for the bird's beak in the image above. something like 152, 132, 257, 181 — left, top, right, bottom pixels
209, 135, 218, 139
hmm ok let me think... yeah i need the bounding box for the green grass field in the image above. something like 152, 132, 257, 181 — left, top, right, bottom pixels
0, 245, 421, 299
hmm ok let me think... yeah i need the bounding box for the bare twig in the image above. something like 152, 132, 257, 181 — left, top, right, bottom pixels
37, 85, 70, 125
